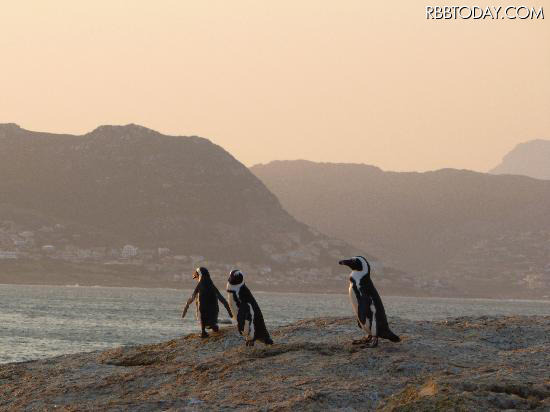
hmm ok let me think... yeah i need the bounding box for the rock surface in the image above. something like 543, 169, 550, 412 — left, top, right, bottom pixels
1, 316, 549, 411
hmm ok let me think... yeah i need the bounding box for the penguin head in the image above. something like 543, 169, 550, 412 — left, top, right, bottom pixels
228, 269, 244, 286
339, 256, 370, 273
194, 267, 210, 281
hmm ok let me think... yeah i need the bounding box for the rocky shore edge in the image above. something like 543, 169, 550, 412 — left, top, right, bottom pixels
1, 315, 549, 411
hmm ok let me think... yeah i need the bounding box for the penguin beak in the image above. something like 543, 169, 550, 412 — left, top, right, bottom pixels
339, 259, 353, 268
193, 271, 199, 280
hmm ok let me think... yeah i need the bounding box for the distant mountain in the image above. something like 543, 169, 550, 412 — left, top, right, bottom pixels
0, 124, 374, 291
491, 139, 550, 180
252, 160, 550, 298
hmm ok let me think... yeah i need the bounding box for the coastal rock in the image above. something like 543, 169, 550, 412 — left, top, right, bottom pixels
0, 316, 548, 410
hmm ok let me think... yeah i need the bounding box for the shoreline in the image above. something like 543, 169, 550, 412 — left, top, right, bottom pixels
1, 281, 549, 301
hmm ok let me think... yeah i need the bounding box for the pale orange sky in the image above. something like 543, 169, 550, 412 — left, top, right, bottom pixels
1, 1, 548, 171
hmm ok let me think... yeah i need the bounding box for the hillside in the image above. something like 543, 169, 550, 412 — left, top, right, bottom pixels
0, 124, 371, 291
0, 123, 299, 260
491, 139, 550, 180
252, 160, 550, 298
1, 316, 548, 410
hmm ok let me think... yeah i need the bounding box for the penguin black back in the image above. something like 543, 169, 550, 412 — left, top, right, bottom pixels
182, 267, 233, 338
196, 267, 219, 325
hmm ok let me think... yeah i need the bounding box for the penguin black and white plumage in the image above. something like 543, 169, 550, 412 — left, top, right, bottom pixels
339, 256, 400, 347
226, 270, 273, 346
182, 267, 233, 338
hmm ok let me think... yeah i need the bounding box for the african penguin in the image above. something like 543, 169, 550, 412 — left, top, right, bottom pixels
339, 256, 400, 347
227, 269, 273, 346
181, 267, 233, 338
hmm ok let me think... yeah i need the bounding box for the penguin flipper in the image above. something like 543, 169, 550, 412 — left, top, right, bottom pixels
236, 304, 249, 335
357, 295, 370, 330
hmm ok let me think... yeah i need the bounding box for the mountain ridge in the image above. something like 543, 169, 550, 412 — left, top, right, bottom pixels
491, 139, 550, 180
252, 160, 550, 298
1, 124, 409, 293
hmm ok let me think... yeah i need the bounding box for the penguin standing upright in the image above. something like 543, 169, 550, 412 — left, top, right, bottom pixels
339, 256, 400, 347
226, 269, 273, 346
182, 267, 233, 338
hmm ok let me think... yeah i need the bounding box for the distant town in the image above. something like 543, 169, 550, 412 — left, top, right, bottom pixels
0, 219, 337, 289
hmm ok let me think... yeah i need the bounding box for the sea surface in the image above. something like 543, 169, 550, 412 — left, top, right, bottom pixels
1, 284, 549, 364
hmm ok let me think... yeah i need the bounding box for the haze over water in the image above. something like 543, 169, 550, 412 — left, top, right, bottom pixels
2, 284, 549, 364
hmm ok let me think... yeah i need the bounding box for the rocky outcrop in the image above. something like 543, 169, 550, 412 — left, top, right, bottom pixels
1, 316, 548, 410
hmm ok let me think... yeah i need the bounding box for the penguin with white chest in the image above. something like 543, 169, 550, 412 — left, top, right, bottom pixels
226, 270, 273, 346
339, 256, 400, 347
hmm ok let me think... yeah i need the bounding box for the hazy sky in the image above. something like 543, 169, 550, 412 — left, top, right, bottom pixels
1, 1, 548, 171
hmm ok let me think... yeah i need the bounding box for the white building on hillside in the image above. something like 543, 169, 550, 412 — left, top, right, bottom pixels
122, 245, 139, 258
0, 251, 18, 259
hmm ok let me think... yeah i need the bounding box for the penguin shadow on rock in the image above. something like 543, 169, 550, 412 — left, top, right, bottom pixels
226, 269, 273, 347
181, 267, 233, 339
339, 256, 401, 348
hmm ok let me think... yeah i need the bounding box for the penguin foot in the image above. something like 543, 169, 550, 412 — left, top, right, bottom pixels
200, 331, 209, 339
352, 335, 372, 345
211, 324, 219, 332
245, 340, 255, 347
365, 336, 378, 348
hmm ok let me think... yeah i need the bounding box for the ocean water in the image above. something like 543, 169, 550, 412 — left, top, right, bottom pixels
1, 284, 549, 364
